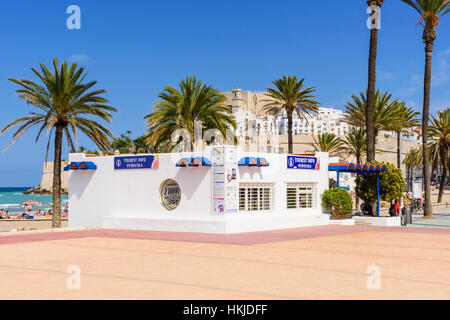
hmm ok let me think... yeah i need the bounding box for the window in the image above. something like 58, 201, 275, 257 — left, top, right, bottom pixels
286, 183, 317, 209
239, 183, 274, 212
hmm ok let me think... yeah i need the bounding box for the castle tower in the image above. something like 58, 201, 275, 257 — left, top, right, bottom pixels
231, 88, 243, 114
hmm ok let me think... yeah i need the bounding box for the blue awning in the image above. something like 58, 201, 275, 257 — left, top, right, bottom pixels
64, 161, 97, 171
238, 157, 269, 167
176, 156, 269, 167
176, 157, 212, 167
328, 162, 387, 173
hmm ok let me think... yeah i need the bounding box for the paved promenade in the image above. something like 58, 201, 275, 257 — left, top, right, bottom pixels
411, 207, 450, 229
1, 225, 450, 299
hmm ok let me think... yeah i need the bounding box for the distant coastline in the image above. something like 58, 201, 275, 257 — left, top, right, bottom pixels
22, 186, 68, 195
0, 186, 66, 195
0, 187, 30, 193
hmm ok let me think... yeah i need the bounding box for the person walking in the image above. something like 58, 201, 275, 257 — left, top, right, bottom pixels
394, 199, 401, 216
389, 199, 401, 217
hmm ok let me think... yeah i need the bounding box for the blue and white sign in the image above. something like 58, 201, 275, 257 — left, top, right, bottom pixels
114, 155, 159, 170
287, 155, 319, 170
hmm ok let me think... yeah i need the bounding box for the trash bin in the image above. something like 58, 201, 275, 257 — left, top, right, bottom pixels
401, 206, 412, 225
406, 206, 412, 224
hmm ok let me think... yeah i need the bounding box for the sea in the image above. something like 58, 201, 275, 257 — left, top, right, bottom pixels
0, 187, 68, 216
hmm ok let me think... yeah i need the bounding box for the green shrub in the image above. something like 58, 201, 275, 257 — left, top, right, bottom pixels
355, 161, 405, 203
321, 187, 353, 220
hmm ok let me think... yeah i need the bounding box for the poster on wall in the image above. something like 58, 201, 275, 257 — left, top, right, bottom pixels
114, 155, 159, 170
224, 147, 239, 213
212, 147, 225, 213
211, 146, 239, 214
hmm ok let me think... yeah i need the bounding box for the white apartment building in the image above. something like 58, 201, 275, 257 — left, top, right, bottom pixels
225, 88, 350, 138
379, 129, 421, 142
225, 88, 421, 143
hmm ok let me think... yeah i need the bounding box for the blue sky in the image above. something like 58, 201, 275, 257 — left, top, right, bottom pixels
0, 0, 449, 186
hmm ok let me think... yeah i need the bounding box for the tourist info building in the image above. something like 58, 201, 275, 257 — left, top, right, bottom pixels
66, 146, 330, 233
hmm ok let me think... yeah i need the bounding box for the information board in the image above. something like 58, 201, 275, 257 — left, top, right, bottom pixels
211, 146, 239, 214
114, 155, 159, 170
287, 155, 319, 170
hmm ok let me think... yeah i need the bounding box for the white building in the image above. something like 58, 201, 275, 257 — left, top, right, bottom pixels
379, 128, 421, 142
225, 88, 422, 143
225, 89, 350, 137
67, 146, 331, 234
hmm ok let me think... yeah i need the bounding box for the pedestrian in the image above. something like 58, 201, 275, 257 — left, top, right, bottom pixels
394, 199, 400, 216
389, 202, 396, 217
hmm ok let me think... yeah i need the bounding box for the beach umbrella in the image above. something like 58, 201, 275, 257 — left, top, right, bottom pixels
23, 200, 39, 205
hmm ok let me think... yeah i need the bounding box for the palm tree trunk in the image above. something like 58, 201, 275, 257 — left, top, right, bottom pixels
52, 124, 63, 228
407, 166, 411, 193
355, 153, 361, 210
438, 149, 447, 203
366, 23, 378, 162
397, 130, 401, 169
411, 166, 415, 194
287, 109, 293, 154
438, 166, 446, 203
422, 37, 434, 217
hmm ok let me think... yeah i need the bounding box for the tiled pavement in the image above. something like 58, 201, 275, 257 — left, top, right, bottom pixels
1, 225, 450, 299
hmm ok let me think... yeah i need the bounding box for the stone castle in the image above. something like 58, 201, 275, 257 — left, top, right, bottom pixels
25, 161, 69, 194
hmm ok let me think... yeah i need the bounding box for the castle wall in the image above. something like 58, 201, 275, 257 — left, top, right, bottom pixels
38, 161, 69, 192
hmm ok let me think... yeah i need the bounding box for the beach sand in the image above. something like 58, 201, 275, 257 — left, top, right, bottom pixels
0, 217, 68, 233
1, 225, 450, 299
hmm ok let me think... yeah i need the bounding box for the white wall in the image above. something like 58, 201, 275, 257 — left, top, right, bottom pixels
238, 152, 329, 215
68, 152, 212, 227
68, 148, 330, 233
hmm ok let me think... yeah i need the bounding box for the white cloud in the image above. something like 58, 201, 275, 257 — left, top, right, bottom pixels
377, 69, 397, 81
432, 49, 450, 86
430, 102, 450, 116
410, 73, 421, 84
397, 86, 419, 96
397, 49, 449, 97
67, 54, 94, 65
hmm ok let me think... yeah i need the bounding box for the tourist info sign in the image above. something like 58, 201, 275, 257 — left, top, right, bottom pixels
287, 155, 319, 170
114, 155, 159, 170
211, 146, 239, 214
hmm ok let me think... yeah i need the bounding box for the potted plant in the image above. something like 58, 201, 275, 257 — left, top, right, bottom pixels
321, 187, 353, 220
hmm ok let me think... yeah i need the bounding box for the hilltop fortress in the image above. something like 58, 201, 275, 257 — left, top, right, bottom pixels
24, 161, 69, 195
223, 88, 421, 173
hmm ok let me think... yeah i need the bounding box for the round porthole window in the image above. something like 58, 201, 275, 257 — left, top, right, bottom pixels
160, 179, 181, 211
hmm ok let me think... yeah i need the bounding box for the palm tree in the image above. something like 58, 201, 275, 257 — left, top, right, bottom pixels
310, 133, 344, 157
262, 76, 319, 154
342, 127, 366, 164
1, 58, 117, 227
344, 90, 402, 139
389, 103, 421, 168
144, 76, 236, 151
402, 0, 450, 217
429, 109, 450, 202
342, 127, 366, 209
366, 0, 384, 162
